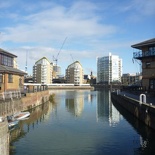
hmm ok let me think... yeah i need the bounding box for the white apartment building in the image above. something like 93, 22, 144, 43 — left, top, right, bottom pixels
66, 61, 83, 85
97, 53, 122, 84
33, 57, 53, 84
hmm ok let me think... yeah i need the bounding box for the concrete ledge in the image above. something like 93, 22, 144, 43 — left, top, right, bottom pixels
111, 92, 155, 130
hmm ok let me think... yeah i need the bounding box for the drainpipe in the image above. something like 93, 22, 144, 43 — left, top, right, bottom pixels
3, 72, 5, 92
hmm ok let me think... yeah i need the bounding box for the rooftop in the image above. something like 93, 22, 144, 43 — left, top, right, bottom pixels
131, 38, 155, 49
0, 48, 17, 57
0, 65, 26, 75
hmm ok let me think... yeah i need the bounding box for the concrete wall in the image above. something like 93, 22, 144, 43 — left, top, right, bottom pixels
0, 90, 50, 117
111, 92, 155, 130
21, 90, 50, 111
0, 121, 9, 155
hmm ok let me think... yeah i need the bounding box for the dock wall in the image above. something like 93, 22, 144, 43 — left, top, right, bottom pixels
0, 121, 9, 155
111, 92, 155, 130
0, 90, 50, 117
48, 85, 94, 90
21, 90, 50, 111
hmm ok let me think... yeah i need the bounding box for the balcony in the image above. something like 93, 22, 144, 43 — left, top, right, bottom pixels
133, 49, 155, 59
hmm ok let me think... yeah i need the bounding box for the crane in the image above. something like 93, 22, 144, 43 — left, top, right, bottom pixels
53, 37, 67, 66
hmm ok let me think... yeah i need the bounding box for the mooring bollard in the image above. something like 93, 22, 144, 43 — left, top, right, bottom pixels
139, 94, 146, 105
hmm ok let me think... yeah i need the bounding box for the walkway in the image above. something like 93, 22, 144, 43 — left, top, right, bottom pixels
119, 91, 155, 105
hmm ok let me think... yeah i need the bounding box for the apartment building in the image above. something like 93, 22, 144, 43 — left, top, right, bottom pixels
0, 48, 26, 92
65, 61, 83, 85
132, 38, 155, 92
33, 57, 52, 84
97, 53, 122, 84
121, 73, 142, 86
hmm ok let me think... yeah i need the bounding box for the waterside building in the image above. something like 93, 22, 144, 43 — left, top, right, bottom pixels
97, 53, 122, 84
65, 61, 83, 85
33, 57, 53, 84
0, 48, 26, 92
132, 38, 155, 93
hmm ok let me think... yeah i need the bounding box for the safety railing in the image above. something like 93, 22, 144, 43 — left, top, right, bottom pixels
0, 90, 21, 101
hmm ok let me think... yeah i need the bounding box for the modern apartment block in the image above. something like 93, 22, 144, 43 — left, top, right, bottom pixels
65, 61, 83, 85
33, 57, 52, 84
97, 53, 122, 84
0, 48, 26, 92
132, 38, 155, 92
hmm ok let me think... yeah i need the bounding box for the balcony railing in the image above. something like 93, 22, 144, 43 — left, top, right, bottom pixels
133, 50, 155, 59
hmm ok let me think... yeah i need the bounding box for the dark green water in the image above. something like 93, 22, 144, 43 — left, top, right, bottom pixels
10, 90, 155, 155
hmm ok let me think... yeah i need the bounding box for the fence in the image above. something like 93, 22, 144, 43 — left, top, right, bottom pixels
0, 90, 21, 101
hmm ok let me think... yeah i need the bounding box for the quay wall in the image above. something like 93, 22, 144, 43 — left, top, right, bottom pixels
48, 85, 94, 90
0, 121, 9, 155
111, 92, 155, 130
0, 90, 50, 117
21, 90, 50, 111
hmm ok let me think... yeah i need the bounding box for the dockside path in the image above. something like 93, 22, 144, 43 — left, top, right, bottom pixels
119, 91, 155, 105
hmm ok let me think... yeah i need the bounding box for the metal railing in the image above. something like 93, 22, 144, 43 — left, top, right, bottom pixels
133, 50, 155, 59
0, 90, 21, 101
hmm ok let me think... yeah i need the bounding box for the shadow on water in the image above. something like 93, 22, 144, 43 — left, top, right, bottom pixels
9, 97, 57, 155
111, 97, 155, 155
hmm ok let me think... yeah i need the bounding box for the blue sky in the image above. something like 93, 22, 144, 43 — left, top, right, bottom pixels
0, 0, 155, 76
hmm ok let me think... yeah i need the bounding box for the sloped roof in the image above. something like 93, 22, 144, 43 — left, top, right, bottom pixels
0, 48, 17, 57
131, 38, 155, 49
35, 57, 51, 64
0, 65, 27, 75
67, 61, 82, 69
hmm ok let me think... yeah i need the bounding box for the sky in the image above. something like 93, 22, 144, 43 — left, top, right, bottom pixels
0, 0, 155, 76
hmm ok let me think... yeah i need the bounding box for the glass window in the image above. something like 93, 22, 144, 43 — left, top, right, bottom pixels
8, 74, 13, 83
150, 79, 155, 90
1, 54, 13, 67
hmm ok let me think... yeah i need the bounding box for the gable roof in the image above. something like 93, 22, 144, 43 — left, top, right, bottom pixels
0, 65, 27, 75
0, 48, 17, 57
131, 38, 155, 49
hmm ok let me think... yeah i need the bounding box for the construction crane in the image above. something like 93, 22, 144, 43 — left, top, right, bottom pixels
53, 37, 67, 66
70, 54, 75, 63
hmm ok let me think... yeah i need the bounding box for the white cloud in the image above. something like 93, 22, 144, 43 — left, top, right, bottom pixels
2, 1, 117, 44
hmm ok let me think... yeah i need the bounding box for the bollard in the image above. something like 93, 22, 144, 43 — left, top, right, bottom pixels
139, 94, 146, 105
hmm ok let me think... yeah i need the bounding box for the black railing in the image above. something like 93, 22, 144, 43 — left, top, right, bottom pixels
133, 50, 155, 59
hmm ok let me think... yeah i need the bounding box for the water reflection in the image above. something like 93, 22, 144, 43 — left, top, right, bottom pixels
10, 100, 57, 154
7, 90, 155, 155
112, 96, 155, 154
97, 90, 122, 126
65, 91, 84, 117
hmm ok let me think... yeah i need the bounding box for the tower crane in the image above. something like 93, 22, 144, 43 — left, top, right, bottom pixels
53, 37, 67, 66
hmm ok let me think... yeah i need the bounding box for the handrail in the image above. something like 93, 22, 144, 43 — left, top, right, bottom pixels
0, 90, 21, 101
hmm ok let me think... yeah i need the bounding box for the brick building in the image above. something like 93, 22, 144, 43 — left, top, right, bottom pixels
132, 38, 155, 93
0, 48, 26, 92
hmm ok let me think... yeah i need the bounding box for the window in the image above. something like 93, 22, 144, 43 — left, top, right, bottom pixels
0, 54, 13, 67
8, 74, 13, 83
149, 79, 155, 90
146, 62, 151, 68
0, 74, 3, 83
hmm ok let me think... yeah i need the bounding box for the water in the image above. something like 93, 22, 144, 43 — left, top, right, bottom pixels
9, 89, 155, 155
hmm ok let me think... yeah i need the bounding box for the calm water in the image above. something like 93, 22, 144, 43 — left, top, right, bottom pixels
10, 89, 155, 155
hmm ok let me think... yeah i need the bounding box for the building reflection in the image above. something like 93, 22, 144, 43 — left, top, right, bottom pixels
9, 100, 57, 151
96, 89, 122, 126
65, 91, 84, 117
